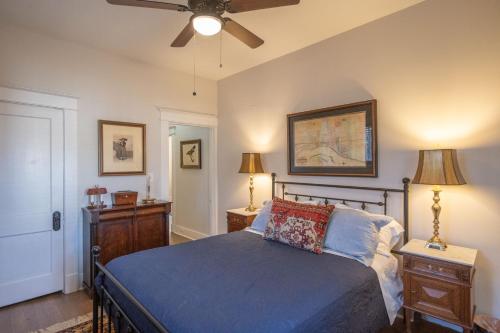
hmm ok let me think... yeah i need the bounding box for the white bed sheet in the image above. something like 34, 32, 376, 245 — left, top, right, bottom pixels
244, 228, 403, 324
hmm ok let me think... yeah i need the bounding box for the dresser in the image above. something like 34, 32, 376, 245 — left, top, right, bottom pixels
226, 208, 259, 232
401, 239, 477, 333
82, 201, 172, 293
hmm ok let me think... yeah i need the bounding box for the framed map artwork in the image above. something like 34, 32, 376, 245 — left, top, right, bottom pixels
287, 100, 377, 177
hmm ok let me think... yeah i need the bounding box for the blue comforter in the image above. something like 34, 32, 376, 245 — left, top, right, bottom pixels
96, 231, 388, 333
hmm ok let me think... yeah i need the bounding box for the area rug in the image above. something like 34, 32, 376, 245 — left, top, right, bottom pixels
31, 313, 113, 333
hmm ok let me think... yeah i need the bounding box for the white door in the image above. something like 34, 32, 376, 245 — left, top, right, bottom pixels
0, 101, 64, 307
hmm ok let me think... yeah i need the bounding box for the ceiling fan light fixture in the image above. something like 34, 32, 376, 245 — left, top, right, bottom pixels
192, 15, 222, 36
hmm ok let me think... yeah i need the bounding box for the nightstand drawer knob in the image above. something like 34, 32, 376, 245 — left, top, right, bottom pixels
410, 290, 416, 294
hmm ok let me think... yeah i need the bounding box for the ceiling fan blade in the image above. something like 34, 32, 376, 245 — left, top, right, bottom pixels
171, 22, 195, 47
226, 0, 300, 13
223, 18, 264, 49
106, 0, 189, 12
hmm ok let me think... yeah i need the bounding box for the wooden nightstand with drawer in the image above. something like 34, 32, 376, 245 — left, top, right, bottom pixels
226, 208, 259, 233
401, 239, 477, 333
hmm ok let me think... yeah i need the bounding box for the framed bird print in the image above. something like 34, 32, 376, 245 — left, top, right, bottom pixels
98, 120, 146, 176
180, 139, 201, 169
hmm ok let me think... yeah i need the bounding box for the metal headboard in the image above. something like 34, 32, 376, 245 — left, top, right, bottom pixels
271, 173, 411, 244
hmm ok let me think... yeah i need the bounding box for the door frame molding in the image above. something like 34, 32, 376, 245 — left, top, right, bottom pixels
0, 86, 79, 294
158, 107, 218, 236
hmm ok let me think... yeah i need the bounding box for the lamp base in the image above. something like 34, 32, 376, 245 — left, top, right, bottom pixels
245, 174, 256, 212
245, 205, 257, 212
425, 235, 447, 251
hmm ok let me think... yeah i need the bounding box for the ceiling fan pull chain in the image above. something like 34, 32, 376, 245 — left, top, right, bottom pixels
193, 32, 197, 96
219, 32, 223, 69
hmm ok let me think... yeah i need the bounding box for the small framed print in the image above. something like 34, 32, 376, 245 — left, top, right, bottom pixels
99, 120, 146, 176
180, 139, 201, 169
287, 100, 377, 177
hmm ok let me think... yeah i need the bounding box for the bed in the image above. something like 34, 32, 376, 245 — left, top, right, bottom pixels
92, 174, 410, 333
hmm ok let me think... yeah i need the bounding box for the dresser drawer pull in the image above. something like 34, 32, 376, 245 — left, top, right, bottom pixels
438, 267, 444, 272
410, 290, 416, 294
427, 264, 433, 270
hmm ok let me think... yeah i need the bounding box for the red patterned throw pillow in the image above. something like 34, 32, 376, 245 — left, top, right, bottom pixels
263, 198, 335, 254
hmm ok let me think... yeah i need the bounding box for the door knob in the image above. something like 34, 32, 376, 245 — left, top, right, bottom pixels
53, 211, 61, 231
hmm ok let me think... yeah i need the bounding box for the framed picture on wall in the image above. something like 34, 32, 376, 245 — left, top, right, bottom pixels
287, 100, 377, 177
98, 120, 146, 176
180, 139, 202, 169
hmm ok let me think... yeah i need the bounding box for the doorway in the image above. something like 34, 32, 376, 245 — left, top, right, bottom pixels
169, 125, 211, 239
159, 108, 218, 238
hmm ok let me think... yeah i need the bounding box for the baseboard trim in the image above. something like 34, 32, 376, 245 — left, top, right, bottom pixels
64, 272, 80, 294
171, 224, 209, 240
78, 273, 84, 291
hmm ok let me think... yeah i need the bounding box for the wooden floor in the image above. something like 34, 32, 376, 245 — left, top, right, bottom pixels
0, 291, 92, 333
0, 232, 456, 333
170, 232, 191, 245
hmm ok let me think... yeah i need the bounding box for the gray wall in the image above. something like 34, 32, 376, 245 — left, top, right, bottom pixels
218, 0, 500, 317
172, 125, 211, 236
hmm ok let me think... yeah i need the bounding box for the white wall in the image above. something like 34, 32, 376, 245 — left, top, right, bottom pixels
218, 0, 500, 318
0, 24, 217, 285
172, 125, 211, 238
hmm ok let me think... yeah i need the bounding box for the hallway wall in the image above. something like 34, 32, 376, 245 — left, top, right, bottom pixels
171, 125, 211, 238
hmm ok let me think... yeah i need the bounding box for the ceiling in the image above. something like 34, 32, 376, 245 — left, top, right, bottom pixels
0, 0, 423, 80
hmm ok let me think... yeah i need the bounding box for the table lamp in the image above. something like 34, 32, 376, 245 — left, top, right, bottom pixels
239, 153, 265, 212
412, 149, 466, 250
86, 185, 107, 209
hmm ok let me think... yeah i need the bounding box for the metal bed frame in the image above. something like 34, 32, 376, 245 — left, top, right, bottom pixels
271, 173, 411, 244
92, 173, 411, 333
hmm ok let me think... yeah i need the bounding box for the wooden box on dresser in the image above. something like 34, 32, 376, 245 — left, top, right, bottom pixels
82, 201, 172, 294
401, 239, 477, 333
226, 208, 259, 232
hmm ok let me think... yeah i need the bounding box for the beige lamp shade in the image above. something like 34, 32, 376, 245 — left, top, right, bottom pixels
239, 153, 265, 174
412, 149, 466, 185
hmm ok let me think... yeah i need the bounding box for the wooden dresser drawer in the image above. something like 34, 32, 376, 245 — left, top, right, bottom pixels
227, 212, 243, 223
227, 211, 257, 233
407, 273, 465, 323
82, 202, 172, 295
227, 221, 247, 232
405, 255, 472, 284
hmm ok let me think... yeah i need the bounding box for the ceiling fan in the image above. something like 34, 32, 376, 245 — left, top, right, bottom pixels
106, 0, 300, 49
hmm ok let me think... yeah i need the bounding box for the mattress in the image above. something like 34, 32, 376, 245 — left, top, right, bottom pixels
96, 231, 389, 333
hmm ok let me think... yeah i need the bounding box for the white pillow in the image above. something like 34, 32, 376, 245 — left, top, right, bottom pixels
250, 200, 272, 232
328, 203, 404, 257
323, 206, 392, 266
377, 219, 405, 256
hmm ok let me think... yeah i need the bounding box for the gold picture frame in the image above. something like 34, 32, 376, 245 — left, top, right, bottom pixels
98, 120, 146, 176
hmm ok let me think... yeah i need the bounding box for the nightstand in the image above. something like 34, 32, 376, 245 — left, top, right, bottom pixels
226, 208, 259, 233
401, 239, 477, 333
